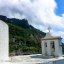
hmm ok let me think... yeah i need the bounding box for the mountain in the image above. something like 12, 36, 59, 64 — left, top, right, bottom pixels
0, 15, 46, 55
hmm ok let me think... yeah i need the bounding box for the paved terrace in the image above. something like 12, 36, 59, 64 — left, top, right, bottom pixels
0, 54, 64, 64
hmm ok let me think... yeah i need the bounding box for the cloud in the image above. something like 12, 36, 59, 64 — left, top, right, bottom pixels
0, 0, 64, 41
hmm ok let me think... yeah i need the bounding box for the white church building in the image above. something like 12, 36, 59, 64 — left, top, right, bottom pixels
41, 30, 63, 57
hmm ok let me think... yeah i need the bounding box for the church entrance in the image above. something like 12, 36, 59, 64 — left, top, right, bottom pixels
50, 41, 55, 56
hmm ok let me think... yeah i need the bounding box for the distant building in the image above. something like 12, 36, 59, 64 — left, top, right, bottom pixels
41, 31, 62, 57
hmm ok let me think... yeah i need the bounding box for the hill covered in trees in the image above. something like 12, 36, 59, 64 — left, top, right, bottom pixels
0, 15, 46, 55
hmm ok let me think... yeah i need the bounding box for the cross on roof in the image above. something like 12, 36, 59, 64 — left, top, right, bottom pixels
48, 26, 51, 32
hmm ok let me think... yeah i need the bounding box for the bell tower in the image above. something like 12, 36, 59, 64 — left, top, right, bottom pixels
41, 28, 62, 57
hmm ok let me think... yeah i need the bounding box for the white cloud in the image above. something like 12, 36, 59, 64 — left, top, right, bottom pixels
0, 0, 64, 41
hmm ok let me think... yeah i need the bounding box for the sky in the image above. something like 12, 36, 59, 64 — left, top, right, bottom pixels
0, 0, 64, 42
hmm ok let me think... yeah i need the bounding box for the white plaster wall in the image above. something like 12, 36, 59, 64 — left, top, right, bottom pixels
58, 40, 62, 55
60, 46, 62, 55
41, 41, 45, 55
0, 20, 9, 61
58, 40, 62, 56
55, 40, 61, 56
46, 40, 51, 56
41, 39, 62, 56
41, 40, 51, 56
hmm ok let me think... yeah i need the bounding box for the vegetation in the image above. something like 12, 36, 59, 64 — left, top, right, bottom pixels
0, 15, 46, 55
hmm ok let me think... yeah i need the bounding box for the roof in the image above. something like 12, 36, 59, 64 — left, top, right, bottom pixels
42, 32, 62, 40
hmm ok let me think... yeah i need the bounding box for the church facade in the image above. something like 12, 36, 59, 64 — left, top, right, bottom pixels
41, 32, 62, 57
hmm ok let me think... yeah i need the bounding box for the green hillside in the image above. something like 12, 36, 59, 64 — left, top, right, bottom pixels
0, 15, 46, 55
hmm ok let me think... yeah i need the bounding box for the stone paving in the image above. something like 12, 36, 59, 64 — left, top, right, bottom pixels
0, 54, 64, 64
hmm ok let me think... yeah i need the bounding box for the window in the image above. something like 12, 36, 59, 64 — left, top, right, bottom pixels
45, 42, 47, 47
51, 41, 55, 48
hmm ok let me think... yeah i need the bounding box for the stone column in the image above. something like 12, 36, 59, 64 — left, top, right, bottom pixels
55, 40, 60, 56
59, 40, 62, 56
41, 41, 45, 55
47, 40, 51, 56
0, 20, 9, 61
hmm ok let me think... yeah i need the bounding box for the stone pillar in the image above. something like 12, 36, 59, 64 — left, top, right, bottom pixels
59, 40, 62, 56
0, 20, 9, 61
47, 40, 51, 56
55, 40, 60, 56
60, 46, 62, 56
41, 41, 45, 55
